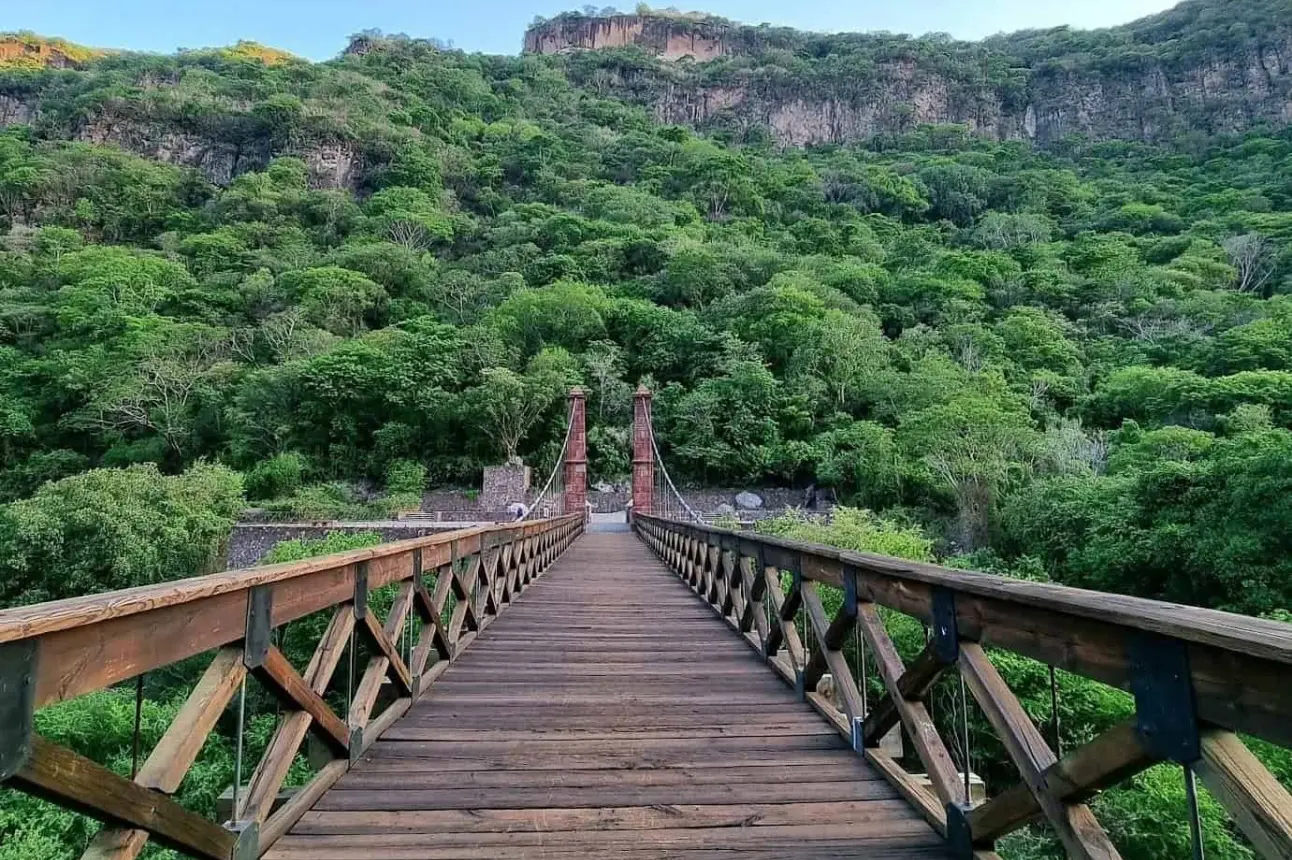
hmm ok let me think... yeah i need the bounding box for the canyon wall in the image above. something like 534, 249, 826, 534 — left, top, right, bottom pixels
533, 12, 1292, 147
524, 14, 734, 61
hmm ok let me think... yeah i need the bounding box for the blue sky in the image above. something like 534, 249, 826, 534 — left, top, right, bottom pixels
13, 0, 1180, 60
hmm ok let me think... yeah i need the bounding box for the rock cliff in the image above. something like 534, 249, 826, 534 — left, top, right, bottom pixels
534, 5, 1292, 147
524, 14, 735, 61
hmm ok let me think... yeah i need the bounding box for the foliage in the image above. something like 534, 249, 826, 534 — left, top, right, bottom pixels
259, 529, 382, 564
2, 16, 1292, 859
0, 463, 244, 605
756, 507, 934, 562
245, 451, 308, 501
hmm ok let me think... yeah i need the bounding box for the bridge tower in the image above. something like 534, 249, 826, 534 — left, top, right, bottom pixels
563, 386, 587, 517
631, 384, 653, 515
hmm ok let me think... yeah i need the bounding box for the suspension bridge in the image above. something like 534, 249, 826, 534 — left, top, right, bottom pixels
1, 387, 1290, 860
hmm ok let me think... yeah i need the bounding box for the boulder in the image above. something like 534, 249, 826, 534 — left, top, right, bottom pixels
592, 481, 616, 493
735, 491, 764, 510
715, 503, 735, 515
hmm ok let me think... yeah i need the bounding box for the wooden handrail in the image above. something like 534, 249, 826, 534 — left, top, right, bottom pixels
639, 520, 1291, 665
0, 522, 504, 645
634, 513, 1292, 860
0, 514, 585, 860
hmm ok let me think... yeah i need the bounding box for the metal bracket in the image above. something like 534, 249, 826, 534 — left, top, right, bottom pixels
794, 668, 806, 702
243, 586, 273, 670
0, 639, 36, 781
226, 820, 259, 860
945, 803, 976, 859
354, 561, 369, 621
850, 715, 864, 753
931, 587, 959, 665
348, 727, 365, 763
843, 565, 859, 619
1129, 631, 1200, 764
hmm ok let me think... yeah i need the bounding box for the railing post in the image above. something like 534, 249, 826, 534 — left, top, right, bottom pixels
632, 384, 653, 516
563, 387, 588, 520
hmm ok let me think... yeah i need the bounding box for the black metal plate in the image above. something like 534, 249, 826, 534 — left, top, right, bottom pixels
1129, 631, 1200, 763
354, 561, 369, 621
244, 585, 274, 669
945, 803, 976, 858
931, 587, 959, 664
0, 639, 36, 781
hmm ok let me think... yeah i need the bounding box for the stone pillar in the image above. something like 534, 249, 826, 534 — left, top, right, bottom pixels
631, 384, 654, 516
563, 387, 588, 519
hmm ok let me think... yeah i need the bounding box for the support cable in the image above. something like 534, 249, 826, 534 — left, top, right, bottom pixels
647, 421, 702, 523
522, 401, 576, 521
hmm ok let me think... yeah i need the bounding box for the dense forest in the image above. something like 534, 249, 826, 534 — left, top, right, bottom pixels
1, 2, 1291, 857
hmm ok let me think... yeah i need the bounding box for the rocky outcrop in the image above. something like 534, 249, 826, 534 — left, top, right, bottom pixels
0, 40, 77, 69
544, 11, 1292, 147
76, 117, 273, 185
0, 103, 363, 189
525, 14, 734, 61
0, 94, 36, 126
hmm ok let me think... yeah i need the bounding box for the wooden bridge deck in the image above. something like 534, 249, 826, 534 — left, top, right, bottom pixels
263, 532, 949, 859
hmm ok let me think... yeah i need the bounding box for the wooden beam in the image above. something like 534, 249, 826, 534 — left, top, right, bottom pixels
968, 718, 1154, 843
257, 759, 347, 851
959, 643, 1121, 860
634, 517, 1292, 747
13, 735, 238, 860
243, 607, 354, 824
1195, 729, 1292, 860
359, 600, 413, 695
856, 603, 966, 809
254, 647, 349, 755
80, 647, 246, 860
863, 644, 951, 747
800, 583, 865, 722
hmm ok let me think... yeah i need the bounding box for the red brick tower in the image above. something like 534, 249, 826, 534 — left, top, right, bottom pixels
563, 387, 588, 518
631, 385, 654, 516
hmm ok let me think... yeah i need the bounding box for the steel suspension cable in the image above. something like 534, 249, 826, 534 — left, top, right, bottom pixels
647, 421, 702, 523
522, 401, 576, 521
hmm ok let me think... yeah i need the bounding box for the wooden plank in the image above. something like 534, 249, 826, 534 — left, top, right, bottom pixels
81, 647, 246, 860
959, 642, 1120, 860
863, 644, 950, 746
968, 718, 1154, 842
255, 647, 350, 754
296, 799, 919, 833
315, 780, 899, 811
855, 603, 966, 809
12, 735, 237, 860
1196, 729, 1292, 860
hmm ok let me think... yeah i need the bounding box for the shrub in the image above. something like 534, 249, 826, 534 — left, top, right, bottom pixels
260, 530, 382, 565
385, 459, 427, 495
245, 452, 309, 501
0, 463, 244, 607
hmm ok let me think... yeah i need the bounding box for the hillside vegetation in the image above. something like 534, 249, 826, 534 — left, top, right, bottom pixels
0, 6, 1291, 857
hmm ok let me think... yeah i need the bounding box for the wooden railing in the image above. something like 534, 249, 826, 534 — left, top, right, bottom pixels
634, 513, 1292, 860
0, 514, 583, 860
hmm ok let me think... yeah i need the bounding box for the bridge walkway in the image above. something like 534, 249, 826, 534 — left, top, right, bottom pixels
263, 531, 948, 859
